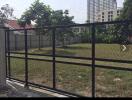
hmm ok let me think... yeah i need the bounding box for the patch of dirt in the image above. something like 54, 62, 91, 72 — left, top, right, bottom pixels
96, 84, 107, 90
97, 76, 105, 80
113, 78, 122, 82
79, 87, 91, 97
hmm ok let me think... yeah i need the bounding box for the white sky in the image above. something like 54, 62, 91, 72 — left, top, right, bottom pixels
0, 0, 124, 23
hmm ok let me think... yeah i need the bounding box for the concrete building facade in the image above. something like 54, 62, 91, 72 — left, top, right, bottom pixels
96, 7, 122, 22
87, 0, 117, 23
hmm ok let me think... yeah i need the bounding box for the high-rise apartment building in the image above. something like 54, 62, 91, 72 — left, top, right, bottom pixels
87, 0, 117, 23
96, 8, 122, 22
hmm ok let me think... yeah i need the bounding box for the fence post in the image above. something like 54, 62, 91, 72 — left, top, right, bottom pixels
7, 29, 11, 79
24, 29, 29, 88
5, 29, 7, 78
38, 33, 41, 50
92, 24, 96, 98
52, 28, 56, 89
41, 35, 43, 48
0, 25, 7, 89
14, 34, 17, 51
30, 35, 32, 49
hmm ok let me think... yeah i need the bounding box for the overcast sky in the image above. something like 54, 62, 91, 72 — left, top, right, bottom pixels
0, 0, 124, 23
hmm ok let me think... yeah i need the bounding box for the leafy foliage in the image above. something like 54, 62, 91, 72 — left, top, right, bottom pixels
18, 0, 75, 47
119, 0, 132, 20
113, 0, 132, 44
51, 10, 75, 46
0, 4, 13, 24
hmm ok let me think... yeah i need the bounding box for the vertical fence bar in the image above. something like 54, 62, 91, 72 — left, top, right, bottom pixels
14, 34, 17, 51
5, 29, 7, 77
38, 33, 41, 50
7, 29, 11, 79
41, 35, 43, 48
52, 28, 56, 89
24, 29, 29, 88
92, 24, 96, 98
30, 35, 32, 49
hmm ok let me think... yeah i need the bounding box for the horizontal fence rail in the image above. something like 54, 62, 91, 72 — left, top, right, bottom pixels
7, 51, 132, 64
5, 20, 132, 98
6, 20, 132, 31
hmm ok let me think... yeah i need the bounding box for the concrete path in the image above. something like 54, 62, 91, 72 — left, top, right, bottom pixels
0, 80, 67, 98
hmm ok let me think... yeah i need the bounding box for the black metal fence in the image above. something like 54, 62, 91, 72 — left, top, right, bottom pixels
5, 20, 132, 97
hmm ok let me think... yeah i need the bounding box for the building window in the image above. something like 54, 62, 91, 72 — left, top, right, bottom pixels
111, 11, 113, 14
108, 15, 110, 17
108, 18, 111, 21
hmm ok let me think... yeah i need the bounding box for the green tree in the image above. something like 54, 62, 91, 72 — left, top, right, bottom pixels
115, 0, 132, 44
0, 4, 13, 25
18, 0, 52, 29
51, 10, 75, 47
18, 0, 75, 47
80, 31, 91, 43
120, 0, 132, 20
18, 0, 52, 50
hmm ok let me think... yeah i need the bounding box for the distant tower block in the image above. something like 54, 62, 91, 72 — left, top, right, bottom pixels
87, 0, 117, 23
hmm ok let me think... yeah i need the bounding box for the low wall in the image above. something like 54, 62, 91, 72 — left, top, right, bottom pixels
7, 33, 81, 51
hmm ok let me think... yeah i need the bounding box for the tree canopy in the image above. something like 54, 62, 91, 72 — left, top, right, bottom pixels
18, 0, 75, 47
0, 4, 13, 24
119, 0, 132, 20
18, 0, 75, 28
112, 0, 132, 44
18, 0, 52, 28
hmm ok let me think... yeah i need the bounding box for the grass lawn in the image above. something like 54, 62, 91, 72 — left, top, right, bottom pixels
9, 43, 132, 97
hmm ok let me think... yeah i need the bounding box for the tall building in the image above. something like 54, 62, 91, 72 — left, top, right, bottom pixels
96, 7, 122, 22
87, 0, 117, 23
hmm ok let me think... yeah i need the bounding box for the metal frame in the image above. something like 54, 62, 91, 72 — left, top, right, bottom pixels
5, 20, 132, 98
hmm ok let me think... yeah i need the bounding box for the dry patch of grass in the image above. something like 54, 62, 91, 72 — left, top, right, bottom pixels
10, 43, 132, 97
